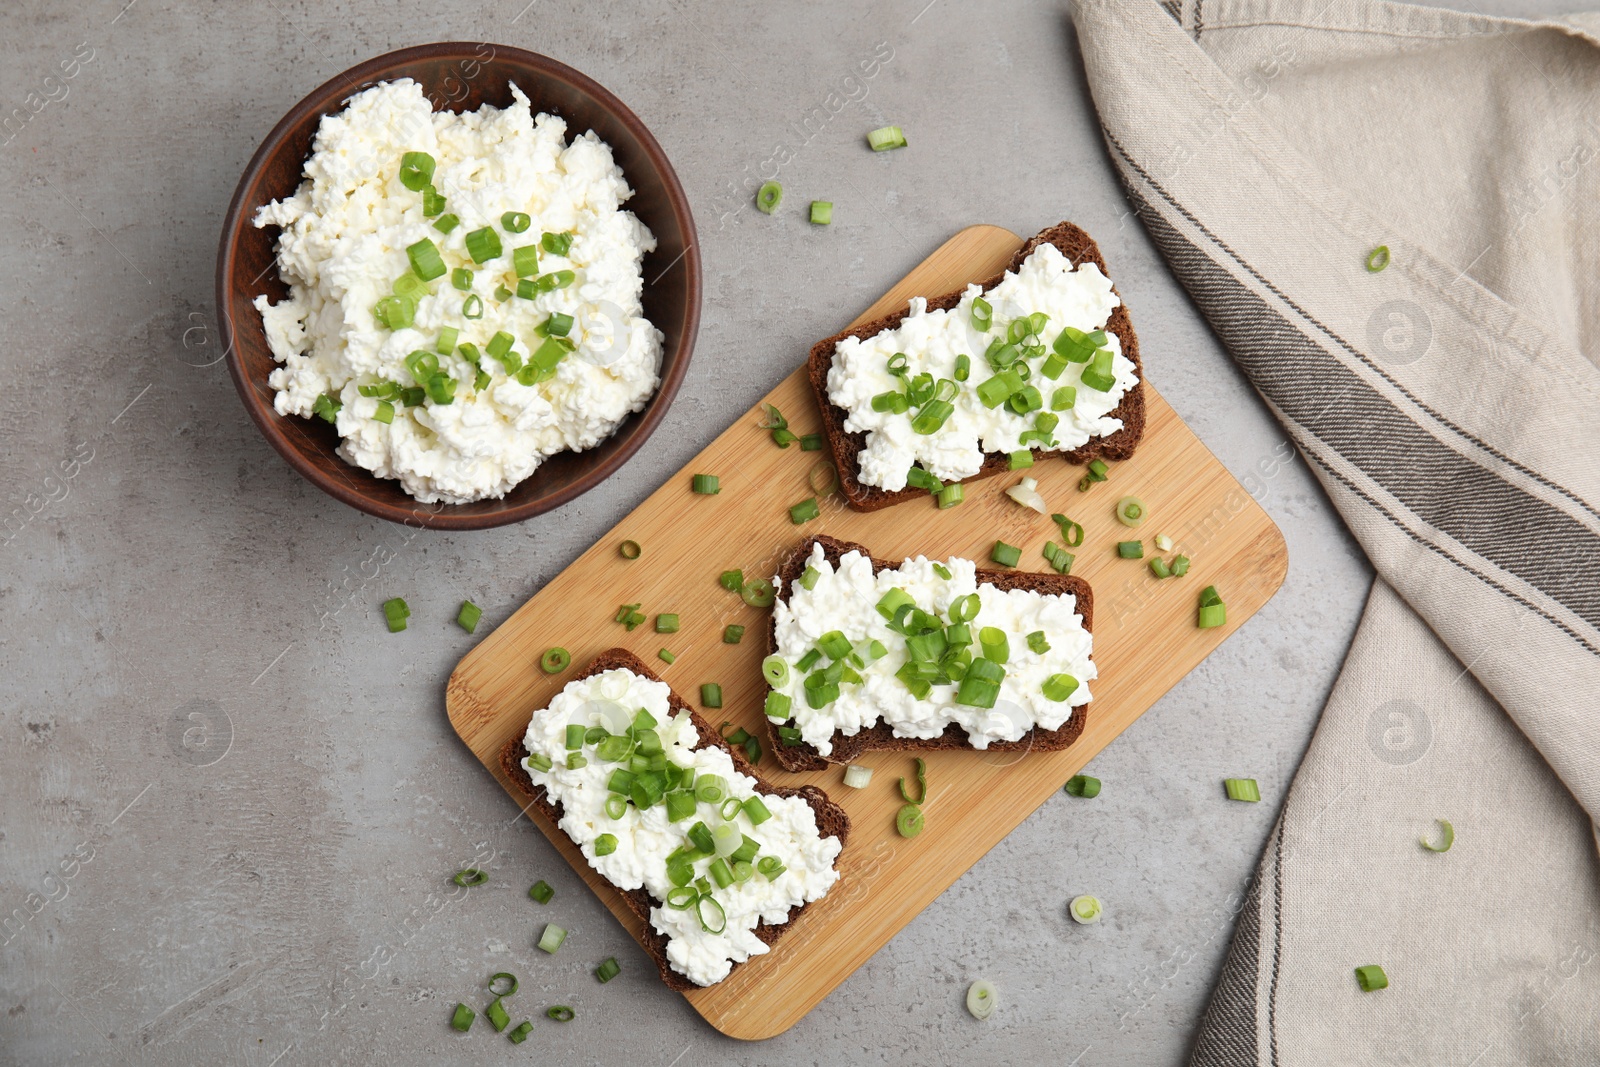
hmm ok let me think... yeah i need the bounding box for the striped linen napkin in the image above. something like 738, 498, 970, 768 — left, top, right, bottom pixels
1069, 1, 1600, 1063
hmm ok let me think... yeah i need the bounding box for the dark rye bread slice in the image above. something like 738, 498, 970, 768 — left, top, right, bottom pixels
498, 647, 850, 993
810, 220, 1145, 512
764, 535, 1092, 773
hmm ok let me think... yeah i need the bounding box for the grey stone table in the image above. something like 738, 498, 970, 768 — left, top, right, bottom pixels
0, 0, 1559, 1062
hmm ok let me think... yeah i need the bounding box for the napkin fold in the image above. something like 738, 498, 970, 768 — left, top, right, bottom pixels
1069, 1, 1600, 1062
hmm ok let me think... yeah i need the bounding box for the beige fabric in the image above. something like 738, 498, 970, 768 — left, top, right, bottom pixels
1069, 1, 1600, 1062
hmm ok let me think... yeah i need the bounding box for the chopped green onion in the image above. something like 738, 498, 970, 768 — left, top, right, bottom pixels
742, 796, 772, 825
373, 399, 394, 424
424, 374, 456, 405
1116, 496, 1146, 527
604, 793, 628, 819
700, 683, 723, 708
382, 596, 409, 633
372, 294, 415, 329
501, 211, 532, 233
772, 428, 798, 448
456, 293, 482, 320
954, 657, 1005, 708
708, 856, 735, 888
979, 627, 1010, 664
966, 979, 998, 1020
1008, 450, 1034, 470
1172, 554, 1191, 577
932, 563, 952, 581
1051, 386, 1077, 411
473, 368, 491, 391
398, 151, 435, 190
741, 578, 776, 607
1198, 585, 1227, 629
464, 226, 502, 264
540, 231, 574, 257
789, 497, 820, 524
512, 244, 541, 277
450, 267, 474, 292
718, 797, 744, 823
971, 297, 993, 332
757, 855, 787, 881
723, 624, 746, 644
1064, 774, 1100, 798
655, 613, 680, 634
1354, 964, 1388, 992
948, 592, 980, 623
453, 868, 487, 887
1042, 674, 1079, 702
1420, 818, 1454, 853
494, 283, 513, 301
1224, 778, 1260, 802
898, 757, 927, 804
905, 467, 943, 493
867, 125, 908, 151
1155, 533, 1174, 552
450, 1002, 475, 1032
895, 803, 924, 837
594, 833, 618, 856
691, 473, 721, 495
537, 923, 567, 954
433, 213, 460, 233
456, 600, 482, 633
540, 647, 571, 674
1069, 894, 1103, 924
313, 393, 342, 424
565, 753, 587, 770
800, 433, 824, 451
618, 539, 642, 560
546, 1005, 576, 1022
526, 753, 552, 773
938, 483, 964, 509
762, 655, 790, 688
1365, 246, 1391, 273
406, 238, 446, 281
756, 181, 783, 213
1026, 630, 1050, 654
952, 353, 971, 381
596, 957, 621, 983
799, 566, 820, 592
809, 200, 833, 225
486, 997, 511, 1032
719, 569, 744, 592
1080, 348, 1117, 392
764, 691, 792, 720
1149, 558, 1172, 579
843, 765, 873, 789
991, 541, 1022, 568
1117, 540, 1144, 559
697, 894, 726, 934
565, 723, 585, 751
508, 1020, 533, 1043
434, 326, 459, 355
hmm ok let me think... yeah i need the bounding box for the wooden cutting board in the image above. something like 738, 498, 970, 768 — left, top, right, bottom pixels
446, 224, 1288, 1040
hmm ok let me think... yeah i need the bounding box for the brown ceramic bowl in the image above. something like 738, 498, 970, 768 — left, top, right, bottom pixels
217, 43, 700, 529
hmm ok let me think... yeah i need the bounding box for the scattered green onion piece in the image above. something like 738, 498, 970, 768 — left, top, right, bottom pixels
565, 723, 586, 751
1117, 540, 1144, 559
433, 212, 460, 233
1224, 777, 1261, 802
526, 753, 552, 773
512, 244, 541, 277
991, 541, 1022, 568
486, 997, 511, 1032
708, 856, 735, 888
798, 433, 824, 451
616, 539, 642, 561
756, 181, 783, 213
1355, 964, 1388, 991
700, 683, 723, 708
762, 655, 790, 688
1155, 533, 1174, 552
450, 267, 474, 291
772, 428, 798, 448
406, 238, 446, 281
382, 596, 409, 633
372, 294, 415, 330
742, 796, 772, 825
594, 833, 618, 857
603, 794, 628, 819
494, 283, 513, 302
1042, 674, 1079, 702
565, 752, 587, 770
508, 1020, 533, 1043
501, 211, 532, 233
654, 613, 680, 634
948, 593, 981, 623
546, 1005, 575, 1022
898, 757, 927, 804
1064, 775, 1100, 798
464, 226, 502, 264
741, 578, 776, 607
373, 399, 394, 424
937, 483, 964, 509
723, 624, 746, 644
1365, 246, 1391, 273
425, 373, 456, 405
596, 957, 621, 983
540, 647, 571, 674
462, 294, 484, 319
1150, 558, 1172, 579
456, 600, 482, 633
810, 200, 833, 225
1116, 496, 1146, 527
978, 627, 1010, 664
657, 648, 676, 665
757, 855, 787, 881
688, 819, 718, 851
1172, 554, 1191, 577
1198, 598, 1227, 629
450, 1002, 475, 1032
962, 979, 998, 1021
666, 886, 698, 909
765, 691, 792, 720
905, 467, 943, 493
313, 393, 342, 424
697, 894, 727, 934
789, 497, 821, 524
434, 327, 459, 356
691, 473, 721, 495
971, 297, 993, 332
1070, 894, 1103, 924
664, 789, 696, 821
537, 924, 567, 954
1026, 630, 1050, 654
718, 797, 744, 823
932, 563, 952, 581
540, 231, 574, 257
867, 125, 908, 151
1420, 818, 1454, 853
896, 803, 924, 838
798, 565, 821, 592
474, 368, 491, 390
954, 354, 971, 381
1008, 450, 1034, 470
398, 151, 435, 191
1080, 348, 1117, 392
453, 868, 488, 887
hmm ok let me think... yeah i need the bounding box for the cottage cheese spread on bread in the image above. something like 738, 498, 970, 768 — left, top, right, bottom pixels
253, 79, 663, 504
523, 668, 842, 986
826, 243, 1138, 492
769, 544, 1094, 756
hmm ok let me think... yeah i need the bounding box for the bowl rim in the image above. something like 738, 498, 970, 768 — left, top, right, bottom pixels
216, 41, 701, 531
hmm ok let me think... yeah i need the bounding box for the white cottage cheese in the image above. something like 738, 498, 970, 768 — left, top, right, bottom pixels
253, 79, 664, 504
826, 243, 1138, 492
770, 544, 1095, 756
523, 668, 842, 987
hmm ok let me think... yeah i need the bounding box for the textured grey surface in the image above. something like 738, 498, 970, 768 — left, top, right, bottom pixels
0, 0, 1558, 1062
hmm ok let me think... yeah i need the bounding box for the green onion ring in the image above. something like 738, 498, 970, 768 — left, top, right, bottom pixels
895, 804, 924, 838
540, 647, 571, 674
619, 539, 642, 560
488, 972, 518, 997
966, 979, 998, 1020
1365, 245, 1391, 273
809, 459, 840, 498
898, 757, 927, 805
453, 868, 488, 887
546, 1005, 575, 1022
741, 577, 776, 608
756, 181, 783, 214
1420, 818, 1454, 853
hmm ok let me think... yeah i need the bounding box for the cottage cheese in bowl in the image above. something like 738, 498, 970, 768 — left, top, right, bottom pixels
252, 79, 664, 504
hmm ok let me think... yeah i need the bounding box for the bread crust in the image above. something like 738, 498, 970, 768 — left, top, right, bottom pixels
499, 647, 851, 992
762, 534, 1092, 773
810, 221, 1145, 512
